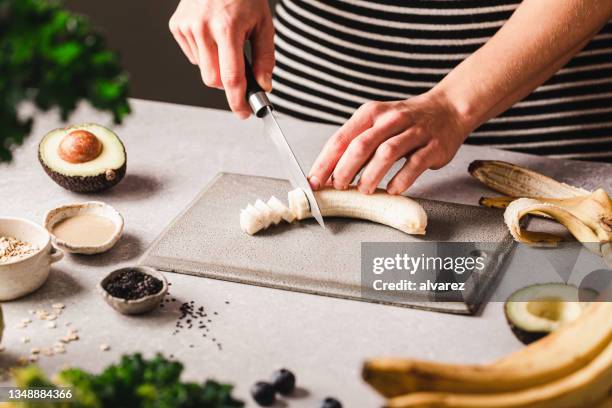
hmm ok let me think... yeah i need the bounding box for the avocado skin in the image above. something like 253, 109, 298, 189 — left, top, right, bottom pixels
504, 310, 549, 345
38, 150, 127, 193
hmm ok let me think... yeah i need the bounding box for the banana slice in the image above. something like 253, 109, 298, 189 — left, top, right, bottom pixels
240, 204, 266, 235
288, 187, 427, 235
267, 196, 296, 223
254, 199, 274, 229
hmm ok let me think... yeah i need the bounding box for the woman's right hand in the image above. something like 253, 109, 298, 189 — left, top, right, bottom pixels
169, 0, 274, 119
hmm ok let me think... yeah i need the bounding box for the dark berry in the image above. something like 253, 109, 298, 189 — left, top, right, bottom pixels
271, 368, 296, 395
321, 397, 342, 408
250, 381, 276, 406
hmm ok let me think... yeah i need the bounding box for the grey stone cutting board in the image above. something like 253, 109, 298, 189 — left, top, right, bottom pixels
140, 173, 514, 314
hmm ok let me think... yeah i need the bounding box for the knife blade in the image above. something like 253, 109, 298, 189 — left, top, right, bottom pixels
243, 54, 325, 229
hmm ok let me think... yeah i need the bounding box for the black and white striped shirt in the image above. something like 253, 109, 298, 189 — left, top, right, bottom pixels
270, 0, 612, 162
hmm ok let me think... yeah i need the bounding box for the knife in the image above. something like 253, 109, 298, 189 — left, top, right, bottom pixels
243, 54, 325, 229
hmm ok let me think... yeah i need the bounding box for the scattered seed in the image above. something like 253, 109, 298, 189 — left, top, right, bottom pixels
99, 344, 110, 352
21, 318, 31, 324
30, 348, 40, 355
28, 355, 38, 363
20, 337, 30, 344
46, 322, 56, 329
52, 303, 65, 309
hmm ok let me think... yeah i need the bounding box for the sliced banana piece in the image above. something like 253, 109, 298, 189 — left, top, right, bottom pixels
240, 204, 266, 235
254, 199, 273, 228
288, 187, 427, 235
267, 196, 296, 223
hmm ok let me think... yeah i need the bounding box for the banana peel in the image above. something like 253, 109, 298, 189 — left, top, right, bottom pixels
468, 160, 589, 198
469, 161, 612, 265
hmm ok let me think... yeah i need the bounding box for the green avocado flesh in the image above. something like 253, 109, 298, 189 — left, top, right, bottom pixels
38, 124, 126, 193
504, 283, 587, 345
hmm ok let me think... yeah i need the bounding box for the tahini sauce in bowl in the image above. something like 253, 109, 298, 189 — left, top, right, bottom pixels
44, 202, 124, 254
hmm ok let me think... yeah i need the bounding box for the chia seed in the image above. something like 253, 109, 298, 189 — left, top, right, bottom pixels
103, 269, 163, 300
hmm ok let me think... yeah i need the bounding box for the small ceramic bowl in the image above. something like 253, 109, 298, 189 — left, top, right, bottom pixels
44, 201, 123, 254
98, 266, 168, 315
0, 217, 64, 301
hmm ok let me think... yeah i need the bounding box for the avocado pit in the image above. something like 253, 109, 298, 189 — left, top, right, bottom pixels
58, 130, 103, 164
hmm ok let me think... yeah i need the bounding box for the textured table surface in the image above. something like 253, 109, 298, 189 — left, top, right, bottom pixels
1, 99, 610, 407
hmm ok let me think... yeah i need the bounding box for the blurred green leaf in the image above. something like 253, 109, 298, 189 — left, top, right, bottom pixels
0, 0, 131, 162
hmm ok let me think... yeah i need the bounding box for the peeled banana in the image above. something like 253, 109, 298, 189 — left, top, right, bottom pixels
468, 160, 612, 265
363, 302, 612, 396
240, 188, 427, 235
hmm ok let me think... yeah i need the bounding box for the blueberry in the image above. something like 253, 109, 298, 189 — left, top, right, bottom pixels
271, 368, 296, 395
321, 397, 342, 408
250, 381, 276, 406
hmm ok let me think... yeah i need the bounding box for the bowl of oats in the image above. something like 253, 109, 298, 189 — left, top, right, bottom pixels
0, 217, 63, 301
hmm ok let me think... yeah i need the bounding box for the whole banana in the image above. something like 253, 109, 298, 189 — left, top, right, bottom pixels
384, 338, 612, 408
363, 302, 612, 397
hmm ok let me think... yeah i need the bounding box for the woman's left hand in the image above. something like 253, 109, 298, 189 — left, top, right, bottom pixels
308, 90, 472, 195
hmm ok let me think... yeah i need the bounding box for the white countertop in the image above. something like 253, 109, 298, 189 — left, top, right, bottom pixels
1, 99, 610, 407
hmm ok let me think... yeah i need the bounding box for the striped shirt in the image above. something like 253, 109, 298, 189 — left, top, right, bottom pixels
269, 0, 612, 162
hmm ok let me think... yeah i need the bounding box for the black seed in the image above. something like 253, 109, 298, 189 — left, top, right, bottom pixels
321, 397, 342, 408
271, 368, 296, 395
250, 382, 275, 406
102, 269, 163, 300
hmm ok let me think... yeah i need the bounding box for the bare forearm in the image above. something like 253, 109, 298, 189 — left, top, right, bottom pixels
434, 0, 612, 132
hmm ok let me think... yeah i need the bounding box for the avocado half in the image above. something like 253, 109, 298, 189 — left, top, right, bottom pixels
38, 124, 127, 193
504, 283, 589, 345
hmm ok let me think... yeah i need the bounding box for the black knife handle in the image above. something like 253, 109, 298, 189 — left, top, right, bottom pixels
244, 52, 272, 117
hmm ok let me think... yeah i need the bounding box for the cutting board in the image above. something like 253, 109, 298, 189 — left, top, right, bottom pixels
140, 173, 514, 314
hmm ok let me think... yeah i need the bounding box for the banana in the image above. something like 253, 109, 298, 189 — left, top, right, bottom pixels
289, 187, 427, 235
384, 339, 612, 408
240, 188, 427, 235
362, 302, 612, 396
468, 160, 589, 198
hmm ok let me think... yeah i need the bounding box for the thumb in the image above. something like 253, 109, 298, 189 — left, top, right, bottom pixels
251, 19, 275, 92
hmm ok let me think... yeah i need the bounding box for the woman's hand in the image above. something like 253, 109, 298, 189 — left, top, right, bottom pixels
308, 91, 472, 195
169, 0, 274, 119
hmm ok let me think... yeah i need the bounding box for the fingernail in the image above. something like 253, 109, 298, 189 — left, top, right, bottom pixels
309, 176, 321, 190
387, 186, 397, 195
263, 74, 273, 92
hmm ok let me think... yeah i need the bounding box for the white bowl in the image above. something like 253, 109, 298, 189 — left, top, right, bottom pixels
44, 201, 124, 255
0, 217, 64, 301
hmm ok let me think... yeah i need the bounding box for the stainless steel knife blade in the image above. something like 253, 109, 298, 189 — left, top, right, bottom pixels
243, 52, 324, 229
261, 107, 325, 229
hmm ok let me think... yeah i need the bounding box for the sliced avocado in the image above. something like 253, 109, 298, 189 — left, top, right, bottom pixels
38, 124, 126, 193
504, 283, 589, 345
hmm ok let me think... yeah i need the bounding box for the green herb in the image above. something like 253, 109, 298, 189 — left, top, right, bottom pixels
12, 353, 244, 408
0, 0, 131, 162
